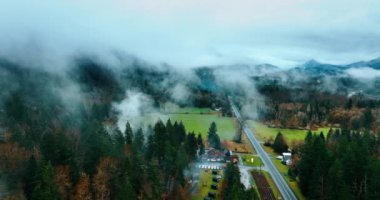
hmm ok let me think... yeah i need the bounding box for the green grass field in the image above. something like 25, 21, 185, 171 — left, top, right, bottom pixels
169, 114, 235, 140
139, 111, 236, 140
247, 121, 332, 144
241, 155, 263, 167
169, 107, 213, 114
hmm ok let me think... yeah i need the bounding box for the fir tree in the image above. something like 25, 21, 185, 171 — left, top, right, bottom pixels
125, 122, 133, 145
272, 132, 288, 153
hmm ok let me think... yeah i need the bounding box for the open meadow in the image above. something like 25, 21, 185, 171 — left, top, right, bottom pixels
247, 121, 332, 144
137, 107, 236, 140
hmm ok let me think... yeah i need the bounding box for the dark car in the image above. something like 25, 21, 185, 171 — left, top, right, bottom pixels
211, 184, 218, 190
208, 192, 216, 198
212, 177, 219, 182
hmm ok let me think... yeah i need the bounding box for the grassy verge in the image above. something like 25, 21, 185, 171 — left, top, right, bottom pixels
272, 159, 306, 200
241, 155, 263, 167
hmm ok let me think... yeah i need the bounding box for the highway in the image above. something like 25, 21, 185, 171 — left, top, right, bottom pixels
230, 101, 297, 200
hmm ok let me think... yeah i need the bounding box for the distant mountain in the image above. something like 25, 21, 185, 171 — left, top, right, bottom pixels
290, 59, 346, 76
346, 57, 380, 69
285, 57, 380, 76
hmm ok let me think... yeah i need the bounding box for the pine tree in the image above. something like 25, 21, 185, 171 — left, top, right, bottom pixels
208, 122, 217, 138
185, 132, 198, 159
366, 159, 380, 199
197, 133, 205, 156
207, 122, 221, 149
272, 132, 288, 153
362, 108, 373, 130
23, 156, 39, 199
326, 160, 350, 200
114, 160, 135, 200
125, 122, 133, 145
114, 127, 125, 156
31, 161, 60, 200
145, 134, 155, 161
132, 128, 145, 154
298, 131, 314, 196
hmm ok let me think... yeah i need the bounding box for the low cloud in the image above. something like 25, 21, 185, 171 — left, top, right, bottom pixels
170, 83, 191, 104
0, 0, 379, 68
345, 67, 380, 79
113, 90, 155, 132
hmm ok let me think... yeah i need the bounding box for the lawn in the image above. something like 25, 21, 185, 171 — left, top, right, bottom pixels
169, 107, 213, 114
247, 121, 332, 144
241, 155, 263, 167
139, 111, 236, 140
191, 170, 224, 200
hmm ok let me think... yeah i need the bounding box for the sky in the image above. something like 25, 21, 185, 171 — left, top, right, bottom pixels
0, 0, 379, 68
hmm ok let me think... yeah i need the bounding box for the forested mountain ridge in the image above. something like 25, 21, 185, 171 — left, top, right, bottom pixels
0, 55, 380, 199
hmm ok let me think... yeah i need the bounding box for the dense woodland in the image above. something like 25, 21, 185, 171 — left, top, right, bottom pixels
257, 77, 380, 131
289, 126, 380, 199
1, 57, 380, 200
3, 106, 203, 200
0, 58, 254, 199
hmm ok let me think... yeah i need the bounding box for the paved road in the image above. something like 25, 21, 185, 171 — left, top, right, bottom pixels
230, 101, 297, 200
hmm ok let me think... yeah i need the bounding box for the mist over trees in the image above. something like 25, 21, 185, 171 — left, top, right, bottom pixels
1, 52, 380, 200
0, 57, 236, 199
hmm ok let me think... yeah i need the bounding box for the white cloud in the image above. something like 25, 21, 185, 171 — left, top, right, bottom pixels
346, 67, 380, 79
0, 0, 379, 68
113, 90, 155, 131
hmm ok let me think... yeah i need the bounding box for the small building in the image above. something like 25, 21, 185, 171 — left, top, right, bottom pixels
206, 148, 225, 162
282, 152, 292, 165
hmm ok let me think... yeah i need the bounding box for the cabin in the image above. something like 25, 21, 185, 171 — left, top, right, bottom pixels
282, 152, 292, 165
206, 148, 225, 162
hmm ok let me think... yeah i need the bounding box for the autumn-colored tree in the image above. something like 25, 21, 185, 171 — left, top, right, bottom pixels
92, 157, 117, 200
168, 185, 188, 200
71, 173, 92, 200
0, 142, 30, 170
54, 165, 72, 200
